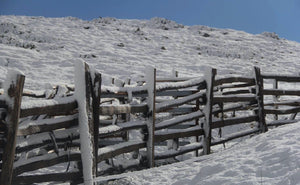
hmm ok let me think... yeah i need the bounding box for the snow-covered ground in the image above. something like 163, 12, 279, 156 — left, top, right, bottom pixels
0, 15, 300, 185
1, 16, 300, 89
100, 122, 300, 185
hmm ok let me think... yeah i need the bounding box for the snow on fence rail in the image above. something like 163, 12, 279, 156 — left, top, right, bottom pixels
0, 62, 300, 185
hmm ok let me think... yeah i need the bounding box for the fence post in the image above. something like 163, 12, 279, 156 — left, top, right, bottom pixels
254, 66, 268, 133
146, 67, 156, 168
203, 68, 216, 155
75, 61, 96, 185
168, 70, 179, 152
91, 72, 101, 176
273, 79, 278, 120
0, 71, 25, 185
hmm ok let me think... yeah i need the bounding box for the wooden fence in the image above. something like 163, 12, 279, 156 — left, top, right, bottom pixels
0, 62, 299, 185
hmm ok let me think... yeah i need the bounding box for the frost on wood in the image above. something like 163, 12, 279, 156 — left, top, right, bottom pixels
145, 66, 156, 167
3, 69, 24, 107
74, 60, 94, 185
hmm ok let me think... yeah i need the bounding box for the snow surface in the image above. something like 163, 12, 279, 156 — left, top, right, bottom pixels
1, 15, 300, 185
96, 122, 300, 185
1, 16, 300, 90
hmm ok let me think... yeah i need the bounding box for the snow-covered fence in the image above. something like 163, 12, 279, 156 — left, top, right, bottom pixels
1, 62, 300, 184
261, 73, 300, 127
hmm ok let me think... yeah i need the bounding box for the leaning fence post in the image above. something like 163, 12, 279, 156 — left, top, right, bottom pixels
91, 71, 101, 176
146, 67, 156, 168
203, 68, 216, 155
254, 66, 268, 133
0, 70, 25, 185
75, 60, 96, 185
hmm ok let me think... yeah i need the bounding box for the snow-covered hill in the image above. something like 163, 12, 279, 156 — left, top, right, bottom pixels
1, 16, 300, 185
0, 16, 300, 89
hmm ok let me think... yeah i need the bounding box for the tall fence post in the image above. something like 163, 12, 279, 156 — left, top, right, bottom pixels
254, 66, 268, 133
146, 67, 156, 168
0, 71, 25, 185
203, 68, 216, 155
91, 72, 101, 176
75, 61, 96, 185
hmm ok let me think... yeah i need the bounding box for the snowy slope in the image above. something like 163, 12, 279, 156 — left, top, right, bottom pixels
1, 16, 300, 185
1, 16, 300, 89
101, 122, 300, 185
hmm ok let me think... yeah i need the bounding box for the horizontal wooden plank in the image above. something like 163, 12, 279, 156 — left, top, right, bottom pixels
267, 119, 300, 127
222, 89, 255, 95
156, 77, 194, 82
213, 95, 256, 103
97, 141, 146, 162
215, 77, 255, 86
20, 100, 78, 118
22, 91, 46, 98
265, 106, 300, 115
156, 110, 204, 130
263, 89, 300, 96
212, 115, 258, 129
155, 127, 204, 142
17, 116, 78, 136
99, 121, 147, 138
101, 90, 198, 99
100, 104, 148, 115
211, 128, 260, 146
264, 100, 300, 107
261, 75, 300, 82
155, 143, 203, 160
12, 172, 82, 185
156, 91, 205, 113
13, 152, 81, 176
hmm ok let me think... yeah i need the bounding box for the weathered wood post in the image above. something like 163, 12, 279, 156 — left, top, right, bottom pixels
0, 70, 25, 185
146, 67, 156, 168
75, 60, 96, 185
203, 68, 216, 155
273, 79, 278, 120
254, 66, 268, 133
91, 71, 101, 176
167, 70, 179, 152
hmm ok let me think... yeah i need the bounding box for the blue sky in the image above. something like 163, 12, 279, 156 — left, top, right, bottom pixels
1, 0, 300, 42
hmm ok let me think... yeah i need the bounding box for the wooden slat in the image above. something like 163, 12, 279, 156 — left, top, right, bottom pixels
155, 127, 204, 142
20, 100, 78, 118
155, 110, 204, 130
213, 95, 256, 103
99, 121, 147, 138
263, 89, 300, 96
156, 91, 205, 113
261, 75, 300, 82
264, 101, 300, 107
215, 77, 255, 86
100, 104, 148, 115
264, 107, 300, 115
12, 172, 82, 185
97, 141, 146, 162
17, 116, 78, 136
155, 143, 203, 160
267, 119, 300, 127
212, 115, 258, 129
211, 128, 260, 146
13, 152, 81, 176
101, 90, 198, 99
222, 89, 254, 95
